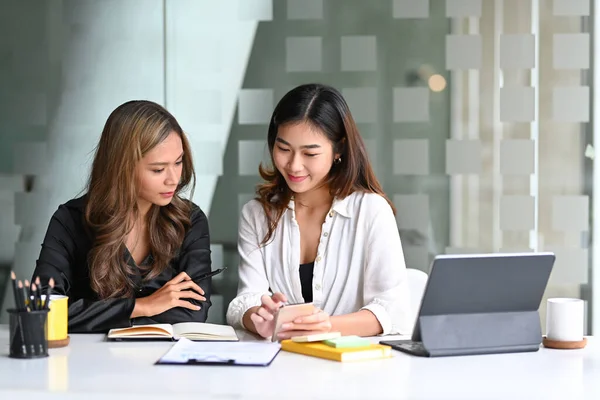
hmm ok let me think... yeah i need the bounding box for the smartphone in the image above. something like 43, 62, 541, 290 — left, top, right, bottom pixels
271, 302, 316, 342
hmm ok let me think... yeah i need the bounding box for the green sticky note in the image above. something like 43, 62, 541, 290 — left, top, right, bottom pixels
323, 336, 371, 348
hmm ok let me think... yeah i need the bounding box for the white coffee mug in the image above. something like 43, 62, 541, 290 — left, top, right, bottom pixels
546, 298, 584, 342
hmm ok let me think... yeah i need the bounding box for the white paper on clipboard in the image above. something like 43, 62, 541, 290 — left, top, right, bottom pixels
156, 338, 281, 366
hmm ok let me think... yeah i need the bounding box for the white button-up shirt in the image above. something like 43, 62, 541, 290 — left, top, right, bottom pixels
226, 191, 412, 335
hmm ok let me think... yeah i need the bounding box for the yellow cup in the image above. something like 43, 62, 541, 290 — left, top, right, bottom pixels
46, 295, 69, 342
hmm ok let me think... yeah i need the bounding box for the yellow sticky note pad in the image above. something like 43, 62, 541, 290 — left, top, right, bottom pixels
324, 335, 371, 348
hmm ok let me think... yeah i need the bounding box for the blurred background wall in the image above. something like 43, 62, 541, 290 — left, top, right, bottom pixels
0, 0, 595, 334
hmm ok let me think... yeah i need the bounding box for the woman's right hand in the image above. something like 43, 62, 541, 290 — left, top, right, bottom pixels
131, 272, 206, 318
245, 293, 287, 338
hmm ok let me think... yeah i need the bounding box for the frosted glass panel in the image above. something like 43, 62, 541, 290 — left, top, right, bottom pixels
500, 87, 535, 122
500, 34, 535, 69
287, 0, 323, 20
445, 0, 482, 18
393, 0, 429, 19
394, 194, 430, 232
553, 87, 590, 122
238, 89, 274, 125
500, 196, 535, 231
210, 244, 224, 270
553, 0, 589, 17
286, 37, 323, 72
342, 87, 378, 123
552, 196, 589, 232
553, 34, 590, 69
403, 245, 429, 271
393, 139, 429, 175
500, 140, 535, 175
393, 88, 429, 122
12, 142, 47, 175
238, 141, 268, 176
445, 140, 482, 175
341, 36, 377, 72
446, 34, 482, 70
238, 193, 256, 214
548, 248, 588, 284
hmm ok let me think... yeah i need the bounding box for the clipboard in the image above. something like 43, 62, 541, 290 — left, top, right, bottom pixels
155, 338, 281, 367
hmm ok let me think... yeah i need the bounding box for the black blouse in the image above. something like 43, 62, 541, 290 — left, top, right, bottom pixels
32, 195, 212, 333
299, 262, 315, 303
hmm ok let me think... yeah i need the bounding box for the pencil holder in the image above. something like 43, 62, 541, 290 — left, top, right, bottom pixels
8, 309, 49, 359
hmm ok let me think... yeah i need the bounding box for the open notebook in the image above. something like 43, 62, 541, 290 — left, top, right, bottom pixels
107, 322, 238, 342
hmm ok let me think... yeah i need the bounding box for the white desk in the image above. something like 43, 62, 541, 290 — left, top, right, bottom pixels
0, 326, 598, 400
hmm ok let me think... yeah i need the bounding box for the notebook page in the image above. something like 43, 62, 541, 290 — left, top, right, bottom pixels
109, 324, 174, 337
158, 338, 280, 365
172, 322, 237, 339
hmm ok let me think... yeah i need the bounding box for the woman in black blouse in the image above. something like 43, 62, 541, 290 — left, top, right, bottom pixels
32, 100, 212, 333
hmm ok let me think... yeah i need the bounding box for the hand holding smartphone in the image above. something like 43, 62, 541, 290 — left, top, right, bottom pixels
271, 303, 316, 342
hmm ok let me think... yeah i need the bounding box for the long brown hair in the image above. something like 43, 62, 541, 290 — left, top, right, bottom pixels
257, 83, 394, 245
85, 100, 196, 299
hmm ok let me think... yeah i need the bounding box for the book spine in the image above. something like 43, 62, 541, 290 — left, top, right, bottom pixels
281, 344, 341, 362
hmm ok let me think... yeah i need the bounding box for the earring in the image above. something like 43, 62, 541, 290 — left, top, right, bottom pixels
334, 157, 342, 165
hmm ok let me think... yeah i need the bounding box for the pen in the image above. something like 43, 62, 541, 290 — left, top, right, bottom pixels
43, 278, 55, 310
10, 271, 21, 311
13, 279, 27, 355
34, 277, 42, 310
31, 283, 39, 311
29, 282, 44, 353
23, 280, 31, 311
180, 268, 227, 307
197, 267, 228, 281
18, 281, 34, 354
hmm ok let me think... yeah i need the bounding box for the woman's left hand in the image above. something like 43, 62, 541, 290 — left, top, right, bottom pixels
276, 308, 332, 340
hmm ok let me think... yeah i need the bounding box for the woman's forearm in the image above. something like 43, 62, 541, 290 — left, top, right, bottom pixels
330, 309, 382, 337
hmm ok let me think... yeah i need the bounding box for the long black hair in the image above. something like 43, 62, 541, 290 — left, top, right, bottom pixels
256, 83, 394, 244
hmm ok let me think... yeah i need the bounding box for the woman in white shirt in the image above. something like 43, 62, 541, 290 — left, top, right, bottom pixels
226, 83, 411, 339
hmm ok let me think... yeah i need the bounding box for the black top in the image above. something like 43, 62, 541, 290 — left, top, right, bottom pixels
299, 262, 315, 303
32, 195, 212, 333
